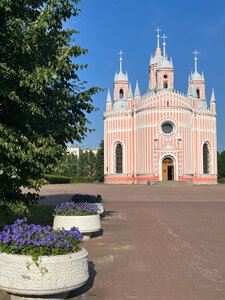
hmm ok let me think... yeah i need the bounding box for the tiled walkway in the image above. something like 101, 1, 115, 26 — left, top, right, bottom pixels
1, 184, 225, 299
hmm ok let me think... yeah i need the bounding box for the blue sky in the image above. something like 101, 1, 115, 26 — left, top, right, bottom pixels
68, 0, 225, 151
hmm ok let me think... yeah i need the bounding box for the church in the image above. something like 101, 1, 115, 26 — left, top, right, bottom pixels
104, 29, 217, 184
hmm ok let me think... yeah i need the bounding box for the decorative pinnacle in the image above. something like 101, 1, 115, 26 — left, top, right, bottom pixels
161, 34, 167, 57
210, 88, 216, 103
155, 27, 161, 49
135, 80, 140, 97
118, 50, 124, 73
106, 89, 112, 103
193, 50, 199, 72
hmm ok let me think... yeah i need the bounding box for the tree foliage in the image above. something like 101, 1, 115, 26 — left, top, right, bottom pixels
95, 140, 104, 182
78, 151, 97, 178
218, 150, 225, 179
0, 0, 101, 212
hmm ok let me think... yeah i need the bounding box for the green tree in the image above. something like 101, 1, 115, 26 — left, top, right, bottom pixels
95, 140, 104, 182
0, 0, 101, 213
218, 150, 225, 179
53, 153, 78, 177
78, 151, 96, 179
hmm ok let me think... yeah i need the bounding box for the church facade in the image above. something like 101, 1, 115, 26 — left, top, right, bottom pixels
104, 29, 217, 184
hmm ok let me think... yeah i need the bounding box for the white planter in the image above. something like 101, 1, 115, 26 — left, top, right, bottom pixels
53, 215, 101, 235
93, 202, 104, 214
0, 248, 88, 297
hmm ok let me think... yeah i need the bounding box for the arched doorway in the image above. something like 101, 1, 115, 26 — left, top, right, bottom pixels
162, 157, 174, 181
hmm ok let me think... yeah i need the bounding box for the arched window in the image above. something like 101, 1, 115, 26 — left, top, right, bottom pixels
203, 143, 210, 174
115, 143, 123, 173
196, 88, 200, 99
119, 89, 124, 99
163, 81, 168, 88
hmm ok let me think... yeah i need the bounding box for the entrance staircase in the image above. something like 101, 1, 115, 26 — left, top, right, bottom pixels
150, 180, 193, 186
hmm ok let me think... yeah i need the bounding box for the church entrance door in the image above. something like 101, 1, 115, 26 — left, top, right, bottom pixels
162, 157, 174, 181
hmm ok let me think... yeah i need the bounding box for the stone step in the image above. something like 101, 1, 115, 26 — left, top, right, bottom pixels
152, 180, 193, 186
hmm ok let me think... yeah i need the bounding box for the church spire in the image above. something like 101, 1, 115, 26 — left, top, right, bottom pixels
193, 50, 199, 73
155, 27, 162, 56
118, 50, 124, 73
161, 33, 167, 58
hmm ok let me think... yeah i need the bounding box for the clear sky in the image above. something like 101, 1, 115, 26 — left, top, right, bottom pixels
67, 0, 225, 151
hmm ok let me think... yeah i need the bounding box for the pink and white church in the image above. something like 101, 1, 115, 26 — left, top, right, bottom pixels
104, 29, 217, 184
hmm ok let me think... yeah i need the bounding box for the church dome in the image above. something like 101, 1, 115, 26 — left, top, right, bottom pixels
191, 71, 202, 81
114, 71, 128, 82
150, 55, 173, 69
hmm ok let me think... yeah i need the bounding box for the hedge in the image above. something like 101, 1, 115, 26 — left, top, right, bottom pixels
44, 175, 71, 184
44, 175, 94, 184
70, 177, 93, 184
218, 178, 225, 184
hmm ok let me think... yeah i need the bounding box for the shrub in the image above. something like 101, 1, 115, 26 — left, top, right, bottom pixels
71, 194, 102, 203
54, 202, 98, 216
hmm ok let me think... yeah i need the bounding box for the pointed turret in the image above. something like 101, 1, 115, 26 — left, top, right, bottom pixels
127, 83, 133, 98
134, 81, 140, 97
106, 89, 112, 103
201, 71, 205, 81
189, 51, 206, 99
210, 88, 216, 111
114, 51, 129, 100
210, 88, 216, 103
106, 89, 112, 112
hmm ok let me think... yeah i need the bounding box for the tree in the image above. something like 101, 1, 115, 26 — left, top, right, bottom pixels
0, 0, 101, 213
53, 153, 78, 177
95, 140, 104, 182
78, 151, 96, 178
218, 150, 225, 179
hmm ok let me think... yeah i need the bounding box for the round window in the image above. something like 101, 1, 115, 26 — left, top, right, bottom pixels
161, 122, 174, 134
163, 74, 168, 79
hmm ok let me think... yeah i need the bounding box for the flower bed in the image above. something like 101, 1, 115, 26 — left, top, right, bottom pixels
71, 194, 104, 214
53, 202, 101, 239
0, 218, 89, 297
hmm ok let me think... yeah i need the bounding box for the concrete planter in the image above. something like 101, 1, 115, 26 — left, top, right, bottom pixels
53, 215, 101, 239
0, 248, 88, 298
93, 202, 104, 214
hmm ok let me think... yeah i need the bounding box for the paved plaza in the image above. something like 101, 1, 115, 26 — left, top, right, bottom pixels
1, 184, 225, 300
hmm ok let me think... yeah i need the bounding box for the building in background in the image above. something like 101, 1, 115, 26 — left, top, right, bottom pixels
67, 145, 98, 157
104, 29, 217, 184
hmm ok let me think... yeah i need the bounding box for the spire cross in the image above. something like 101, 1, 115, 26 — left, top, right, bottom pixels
193, 50, 199, 72
161, 34, 167, 57
118, 50, 124, 73
155, 27, 161, 49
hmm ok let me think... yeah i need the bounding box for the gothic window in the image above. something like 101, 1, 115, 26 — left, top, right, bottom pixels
115, 143, 123, 173
196, 88, 200, 99
203, 143, 210, 174
119, 89, 124, 99
163, 81, 168, 88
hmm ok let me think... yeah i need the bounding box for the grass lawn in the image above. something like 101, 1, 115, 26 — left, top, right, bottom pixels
0, 205, 55, 229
